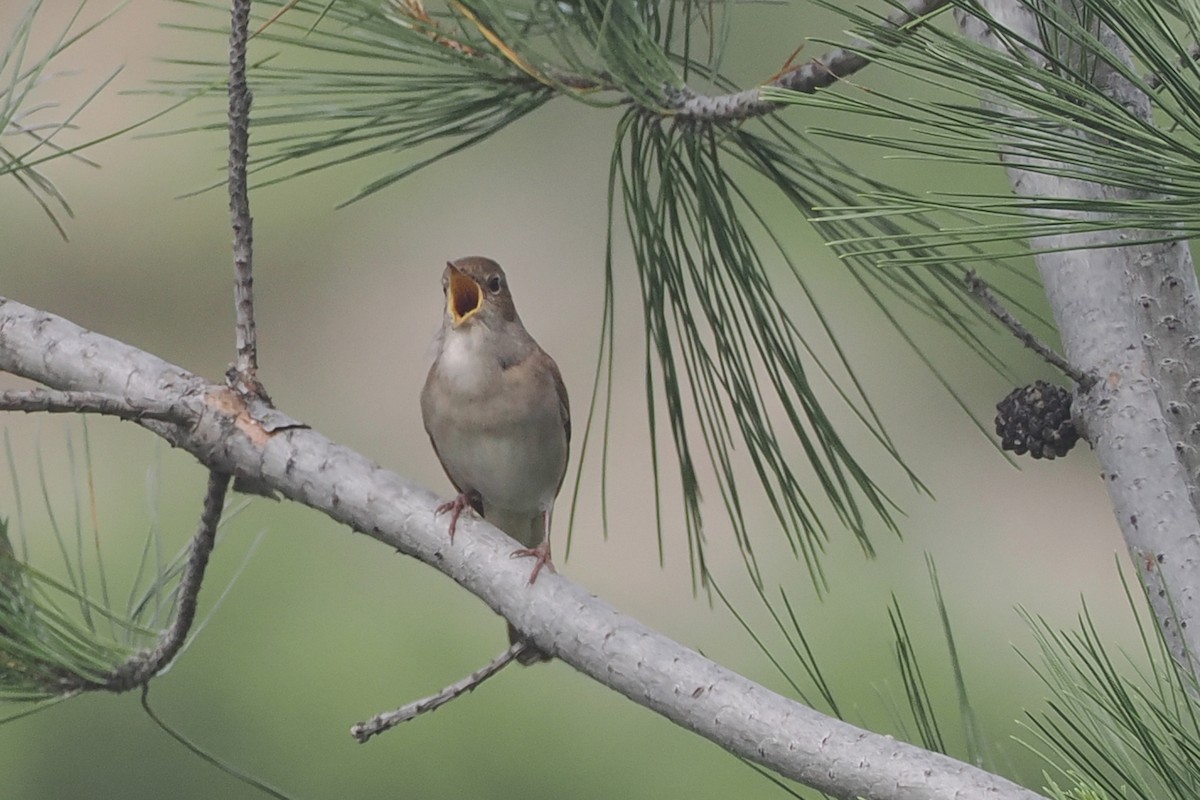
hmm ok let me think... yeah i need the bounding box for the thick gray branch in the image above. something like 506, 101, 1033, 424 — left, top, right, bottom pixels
958, 3, 1200, 668
0, 296, 1045, 800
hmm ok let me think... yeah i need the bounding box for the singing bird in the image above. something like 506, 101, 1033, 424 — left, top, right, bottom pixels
421, 256, 570, 662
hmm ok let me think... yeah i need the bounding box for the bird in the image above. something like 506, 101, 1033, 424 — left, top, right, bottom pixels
420, 256, 570, 663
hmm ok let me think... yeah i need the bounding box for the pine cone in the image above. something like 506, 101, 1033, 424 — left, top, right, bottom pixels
994, 381, 1078, 459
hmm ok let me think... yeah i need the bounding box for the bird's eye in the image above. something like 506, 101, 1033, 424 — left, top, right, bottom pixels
487, 275, 503, 294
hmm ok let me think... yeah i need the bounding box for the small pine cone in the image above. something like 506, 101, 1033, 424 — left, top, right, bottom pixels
994, 381, 1079, 459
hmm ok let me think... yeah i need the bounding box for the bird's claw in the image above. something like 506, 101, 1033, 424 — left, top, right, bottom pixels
435, 491, 480, 543
511, 539, 555, 585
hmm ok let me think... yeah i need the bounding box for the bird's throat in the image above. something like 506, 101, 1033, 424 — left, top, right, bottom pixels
439, 327, 501, 394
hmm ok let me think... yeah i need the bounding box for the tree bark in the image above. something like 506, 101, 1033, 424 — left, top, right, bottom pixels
0, 295, 1047, 800
958, 1, 1200, 670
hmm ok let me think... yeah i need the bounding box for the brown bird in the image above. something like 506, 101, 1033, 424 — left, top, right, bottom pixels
421, 256, 570, 662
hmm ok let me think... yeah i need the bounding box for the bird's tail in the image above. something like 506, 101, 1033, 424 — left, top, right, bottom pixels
486, 507, 540, 548
487, 507, 552, 665
507, 622, 552, 664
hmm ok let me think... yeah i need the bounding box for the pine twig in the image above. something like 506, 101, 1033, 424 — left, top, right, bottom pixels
670, 0, 950, 121
103, 471, 231, 691
350, 643, 527, 742
227, 0, 263, 397
0, 389, 187, 423
964, 271, 1092, 387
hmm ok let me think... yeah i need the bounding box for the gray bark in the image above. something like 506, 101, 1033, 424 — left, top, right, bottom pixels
958, 2, 1200, 669
0, 294, 1047, 800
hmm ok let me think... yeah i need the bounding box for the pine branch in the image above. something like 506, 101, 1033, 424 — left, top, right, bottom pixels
101, 471, 231, 692
0, 295, 1046, 800
669, 0, 950, 121
962, 273, 1092, 387
227, 0, 262, 394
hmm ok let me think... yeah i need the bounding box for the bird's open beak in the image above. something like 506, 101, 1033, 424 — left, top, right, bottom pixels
447, 264, 483, 327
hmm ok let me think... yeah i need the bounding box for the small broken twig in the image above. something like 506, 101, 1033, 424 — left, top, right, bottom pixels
351, 642, 528, 742
964, 271, 1093, 388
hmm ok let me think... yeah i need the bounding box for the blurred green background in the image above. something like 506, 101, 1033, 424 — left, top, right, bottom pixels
0, 2, 1141, 798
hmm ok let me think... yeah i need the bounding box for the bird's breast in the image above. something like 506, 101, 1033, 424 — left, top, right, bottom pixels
422, 332, 567, 515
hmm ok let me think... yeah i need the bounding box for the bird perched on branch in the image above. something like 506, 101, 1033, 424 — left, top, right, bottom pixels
421, 256, 570, 663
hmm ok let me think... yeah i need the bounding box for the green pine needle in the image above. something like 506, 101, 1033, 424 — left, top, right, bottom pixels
1, 0, 130, 238
0, 516, 132, 701
1017, 563, 1200, 800
1, 427, 255, 707
764, 0, 1200, 260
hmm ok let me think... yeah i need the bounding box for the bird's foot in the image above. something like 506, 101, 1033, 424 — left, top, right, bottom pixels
435, 491, 481, 543
511, 539, 555, 585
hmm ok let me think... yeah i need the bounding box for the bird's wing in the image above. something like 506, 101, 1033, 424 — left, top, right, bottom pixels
550, 355, 571, 446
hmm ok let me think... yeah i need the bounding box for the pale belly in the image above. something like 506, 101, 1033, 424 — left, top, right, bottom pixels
432, 412, 566, 514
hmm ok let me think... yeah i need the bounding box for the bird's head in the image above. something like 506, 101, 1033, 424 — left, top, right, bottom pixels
442, 256, 518, 330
